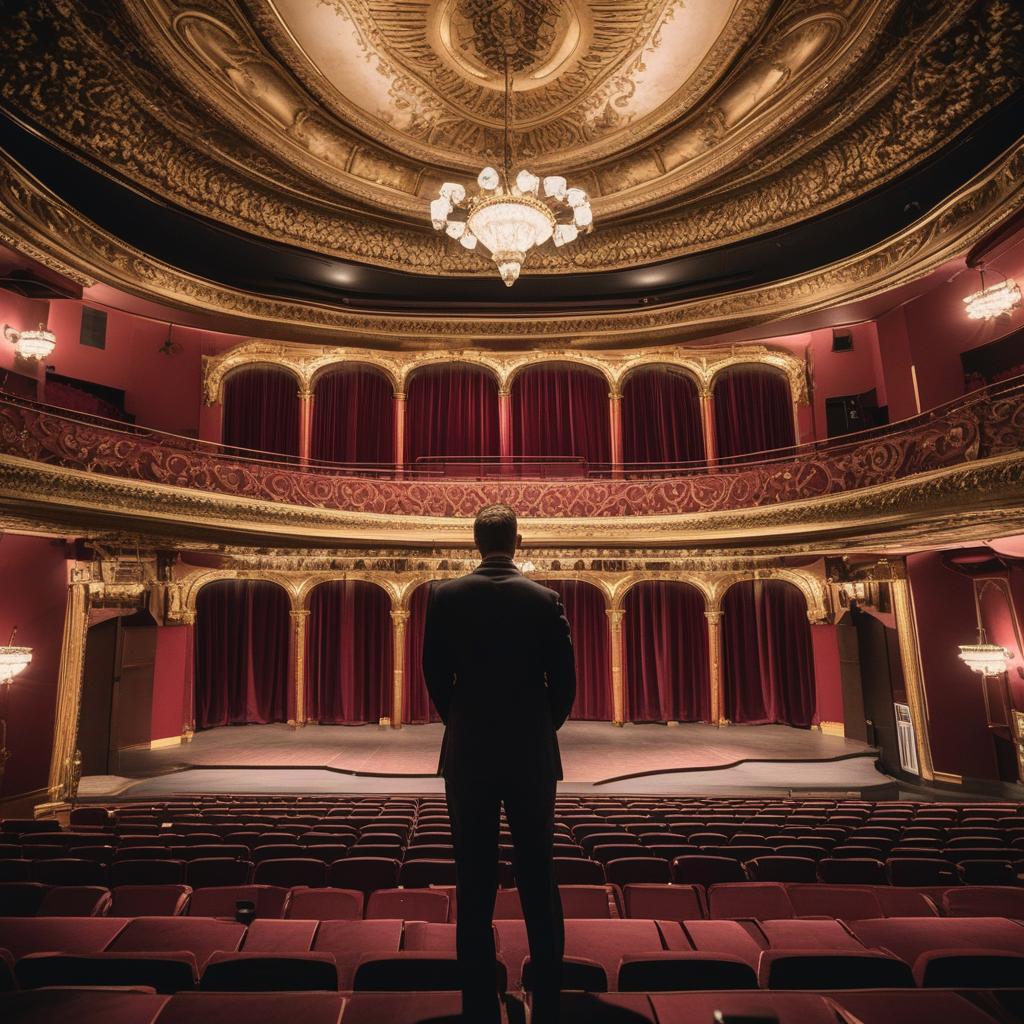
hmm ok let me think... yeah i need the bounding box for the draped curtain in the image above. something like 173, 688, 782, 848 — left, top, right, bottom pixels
622, 367, 704, 465
511, 364, 611, 465
722, 580, 816, 727
624, 582, 710, 722
544, 580, 612, 721
405, 364, 499, 466
222, 367, 300, 458
404, 583, 442, 724
713, 367, 795, 460
311, 366, 394, 464
306, 581, 392, 724
194, 580, 290, 729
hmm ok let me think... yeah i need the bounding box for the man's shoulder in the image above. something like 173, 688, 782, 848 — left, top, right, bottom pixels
433, 572, 559, 602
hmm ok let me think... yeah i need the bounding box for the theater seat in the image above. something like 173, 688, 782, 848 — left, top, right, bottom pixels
708, 882, 794, 920
338, 992, 465, 1024
312, 918, 403, 989
327, 857, 399, 893
604, 857, 671, 886
829, 990, 1010, 1024
559, 885, 617, 919
109, 884, 192, 916
252, 859, 326, 889
201, 951, 339, 991
36, 884, 112, 916
187, 859, 254, 888
758, 949, 915, 989
187, 884, 289, 919
554, 858, 605, 885
365, 887, 449, 922
0, 988, 170, 1024
0, 882, 49, 916
523, 955, 607, 992
617, 951, 758, 991
817, 857, 886, 884
621, 884, 704, 921
155, 991, 347, 1024
649, 992, 842, 1024
785, 884, 884, 920
0, 916, 130, 958
745, 857, 817, 883
107, 916, 246, 968
942, 886, 1024, 918
914, 947, 1024, 987
671, 856, 745, 885
285, 886, 364, 920
31, 857, 107, 886
848, 917, 1024, 965
550, 992, 657, 1023
108, 859, 186, 887
353, 950, 506, 992
15, 950, 199, 993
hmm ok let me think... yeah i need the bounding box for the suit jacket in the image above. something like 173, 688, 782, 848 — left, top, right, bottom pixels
422, 555, 576, 782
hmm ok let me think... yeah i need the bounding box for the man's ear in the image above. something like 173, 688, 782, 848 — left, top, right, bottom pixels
515, 532, 523, 551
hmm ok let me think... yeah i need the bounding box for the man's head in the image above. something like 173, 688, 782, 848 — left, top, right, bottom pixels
474, 503, 521, 558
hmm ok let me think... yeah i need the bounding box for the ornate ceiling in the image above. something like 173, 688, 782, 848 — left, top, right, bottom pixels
0, 0, 1022, 333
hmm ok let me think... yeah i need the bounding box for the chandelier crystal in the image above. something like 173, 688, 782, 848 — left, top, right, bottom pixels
430, 56, 592, 286
3, 322, 56, 360
963, 266, 1022, 320
0, 629, 31, 685
958, 627, 1011, 677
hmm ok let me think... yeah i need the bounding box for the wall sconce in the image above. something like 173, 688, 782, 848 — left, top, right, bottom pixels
3, 322, 56, 361
963, 265, 1022, 321
958, 626, 1011, 678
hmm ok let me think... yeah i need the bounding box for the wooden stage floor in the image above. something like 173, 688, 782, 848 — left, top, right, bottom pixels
79, 722, 894, 800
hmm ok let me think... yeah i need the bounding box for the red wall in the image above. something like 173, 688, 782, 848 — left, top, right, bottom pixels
907, 552, 1001, 781
0, 534, 69, 799
150, 626, 191, 744
810, 624, 844, 727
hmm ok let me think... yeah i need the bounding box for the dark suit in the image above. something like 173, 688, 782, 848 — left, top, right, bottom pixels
422, 554, 575, 1020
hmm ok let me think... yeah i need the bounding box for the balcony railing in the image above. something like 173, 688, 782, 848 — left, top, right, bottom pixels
2, 376, 1023, 518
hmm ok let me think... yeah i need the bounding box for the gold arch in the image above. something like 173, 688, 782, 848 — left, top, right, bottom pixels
712, 570, 829, 623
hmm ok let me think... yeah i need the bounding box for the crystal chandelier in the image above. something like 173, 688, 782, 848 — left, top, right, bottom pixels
963, 265, 1022, 320
0, 628, 32, 685
430, 55, 593, 286
958, 626, 1011, 678
3, 322, 56, 360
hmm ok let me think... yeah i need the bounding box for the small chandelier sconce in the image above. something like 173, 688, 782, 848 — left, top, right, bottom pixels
958, 626, 1011, 678
3, 322, 56, 361
430, 54, 593, 286
0, 627, 32, 685
963, 264, 1022, 321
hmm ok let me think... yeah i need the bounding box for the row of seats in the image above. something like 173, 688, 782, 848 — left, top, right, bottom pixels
2, 912, 1024, 993
3, 986, 1020, 1024
4, 881, 1023, 923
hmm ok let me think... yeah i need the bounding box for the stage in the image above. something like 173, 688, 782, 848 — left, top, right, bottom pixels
77, 722, 895, 800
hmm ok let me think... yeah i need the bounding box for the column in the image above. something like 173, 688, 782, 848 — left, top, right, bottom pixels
46, 580, 90, 806
890, 574, 935, 781
298, 388, 314, 465
181, 612, 196, 742
609, 387, 623, 477
699, 385, 716, 465
607, 605, 626, 726
289, 608, 310, 727
498, 387, 513, 464
705, 609, 725, 726
393, 392, 406, 473
391, 607, 408, 729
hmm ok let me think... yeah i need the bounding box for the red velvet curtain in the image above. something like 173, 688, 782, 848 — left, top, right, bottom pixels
222, 367, 300, 458
544, 580, 612, 721
511, 364, 611, 465
194, 580, 290, 729
403, 583, 441, 724
722, 580, 816, 727
311, 366, 394, 464
307, 581, 392, 724
622, 367, 704, 465
405, 364, 499, 466
712, 367, 795, 460
624, 582, 710, 722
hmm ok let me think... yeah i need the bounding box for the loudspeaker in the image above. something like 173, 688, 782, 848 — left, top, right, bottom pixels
832, 330, 853, 352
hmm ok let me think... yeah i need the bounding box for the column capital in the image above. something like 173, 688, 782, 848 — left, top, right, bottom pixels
605, 606, 626, 625
390, 608, 410, 624
704, 609, 723, 625
297, 387, 314, 400
608, 388, 622, 402
393, 391, 407, 402
497, 386, 512, 398
289, 607, 311, 620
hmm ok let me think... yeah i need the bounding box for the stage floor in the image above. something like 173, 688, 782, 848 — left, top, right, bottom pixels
79, 722, 893, 800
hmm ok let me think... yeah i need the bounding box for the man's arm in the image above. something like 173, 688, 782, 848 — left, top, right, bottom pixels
421, 582, 455, 724
545, 593, 576, 729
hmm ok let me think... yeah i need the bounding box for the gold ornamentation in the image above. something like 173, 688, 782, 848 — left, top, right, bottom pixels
890, 572, 935, 782
47, 581, 90, 804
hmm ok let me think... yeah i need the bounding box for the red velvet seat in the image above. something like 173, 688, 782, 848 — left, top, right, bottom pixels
156, 991, 347, 1024
621, 884, 704, 921
311, 918, 403, 989
36, 884, 112, 916
758, 949, 914, 989
829, 990, 1006, 1024
326, 857, 399, 893
745, 856, 817, 883
670, 856, 745, 885
547, 991, 657, 1022
241, 918, 317, 952
30, 858, 107, 886
108, 884, 191, 916
849, 916, 1024, 965
365, 887, 449, 922
784, 883, 884, 920
666, 920, 761, 967
560, 885, 618, 919
0, 882, 48, 916
107, 916, 246, 968
339, 992, 464, 1024
284, 886, 364, 920
109, 860, 186, 887
604, 858, 671, 886
554, 857, 605, 885
187, 884, 289, 919
708, 882, 794, 921
817, 857, 886, 884
0, 916, 129, 958
0, 988, 169, 1024
186, 858, 253, 888
353, 950, 503, 992
942, 885, 1024, 918
913, 946, 1024, 987
523, 954, 606, 992
885, 857, 958, 886
650, 992, 838, 1024
617, 951, 757, 991
201, 951, 339, 991
398, 859, 458, 888
758, 918, 865, 951
15, 950, 199, 993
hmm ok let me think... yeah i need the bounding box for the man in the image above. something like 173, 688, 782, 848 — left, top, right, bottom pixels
423, 503, 576, 1023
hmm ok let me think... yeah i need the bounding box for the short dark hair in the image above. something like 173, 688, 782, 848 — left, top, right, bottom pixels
474, 503, 518, 555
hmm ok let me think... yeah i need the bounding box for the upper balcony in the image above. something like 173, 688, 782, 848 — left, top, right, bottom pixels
2, 373, 1024, 552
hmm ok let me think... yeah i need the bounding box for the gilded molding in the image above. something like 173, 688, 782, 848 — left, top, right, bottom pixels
890, 573, 935, 782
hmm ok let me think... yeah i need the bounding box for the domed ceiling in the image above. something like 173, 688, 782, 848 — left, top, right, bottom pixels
0, 0, 1022, 341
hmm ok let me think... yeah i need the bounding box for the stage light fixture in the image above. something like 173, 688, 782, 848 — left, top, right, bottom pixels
4, 322, 56, 360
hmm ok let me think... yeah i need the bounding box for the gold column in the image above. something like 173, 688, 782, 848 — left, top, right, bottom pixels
298, 388, 314, 465
391, 607, 408, 729
609, 388, 623, 477
699, 385, 716, 464
393, 392, 406, 473
890, 574, 935, 781
498, 388, 512, 462
607, 605, 626, 726
46, 580, 90, 805
290, 608, 310, 727
705, 609, 725, 726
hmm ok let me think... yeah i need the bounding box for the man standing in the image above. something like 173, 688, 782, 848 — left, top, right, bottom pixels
423, 503, 576, 1022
